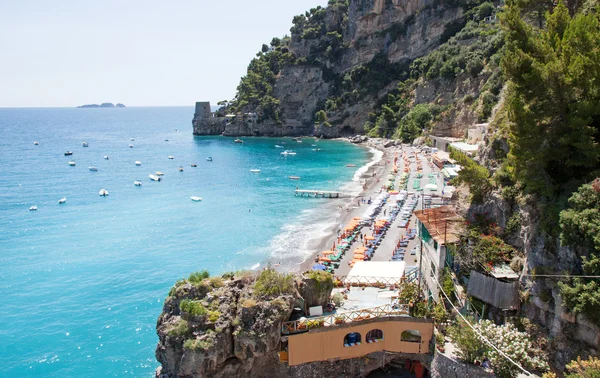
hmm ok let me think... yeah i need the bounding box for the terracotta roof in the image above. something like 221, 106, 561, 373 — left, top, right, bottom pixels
414, 205, 463, 244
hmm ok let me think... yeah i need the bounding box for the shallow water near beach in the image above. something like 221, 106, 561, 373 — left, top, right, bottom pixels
0, 107, 370, 377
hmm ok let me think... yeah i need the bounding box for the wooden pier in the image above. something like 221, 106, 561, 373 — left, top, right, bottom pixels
294, 189, 347, 198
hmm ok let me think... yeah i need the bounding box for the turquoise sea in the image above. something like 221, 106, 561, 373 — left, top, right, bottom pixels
0, 107, 371, 377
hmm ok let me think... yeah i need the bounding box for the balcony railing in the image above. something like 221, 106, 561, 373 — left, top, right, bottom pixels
332, 275, 406, 287
281, 303, 410, 334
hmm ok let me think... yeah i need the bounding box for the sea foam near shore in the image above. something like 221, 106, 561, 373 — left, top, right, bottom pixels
265, 145, 384, 270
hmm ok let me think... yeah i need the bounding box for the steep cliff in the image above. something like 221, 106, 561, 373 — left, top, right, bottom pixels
194, 0, 502, 138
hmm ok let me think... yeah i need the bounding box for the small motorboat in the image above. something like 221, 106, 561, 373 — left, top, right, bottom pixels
289, 176, 300, 180
130, 138, 135, 141
206, 157, 213, 162
64, 151, 73, 156
190, 196, 203, 202
134, 181, 142, 186
281, 150, 291, 156
296, 139, 302, 143
346, 164, 356, 167
191, 163, 197, 167
234, 139, 243, 143
250, 169, 261, 173
68, 161, 76, 166
58, 197, 66, 204
89, 166, 98, 172
288, 152, 297, 156
275, 145, 284, 148
311, 144, 317, 147
168, 156, 174, 159
103, 156, 109, 160
312, 148, 321, 151
164, 139, 169, 142
99, 189, 109, 196
178, 167, 184, 172
135, 161, 142, 166
29, 205, 38, 211
149, 174, 161, 181
82, 142, 89, 147
129, 144, 134, 148
156, 171, 164, 176
33, 141, 40, 145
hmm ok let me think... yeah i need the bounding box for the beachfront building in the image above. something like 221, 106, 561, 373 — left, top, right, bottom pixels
449, 141, 479, 158
413, 206, 463, 302
429, 135, 463, 152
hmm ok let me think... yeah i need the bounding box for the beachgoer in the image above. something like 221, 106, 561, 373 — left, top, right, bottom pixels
482, 357, 491, 369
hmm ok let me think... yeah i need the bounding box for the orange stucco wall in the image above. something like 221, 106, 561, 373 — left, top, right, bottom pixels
287, 317, 433, 366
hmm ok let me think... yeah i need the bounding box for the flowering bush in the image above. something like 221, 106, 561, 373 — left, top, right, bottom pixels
474, 320, 548, 378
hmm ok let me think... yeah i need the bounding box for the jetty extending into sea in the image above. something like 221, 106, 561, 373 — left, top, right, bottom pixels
294, 189, 347, 198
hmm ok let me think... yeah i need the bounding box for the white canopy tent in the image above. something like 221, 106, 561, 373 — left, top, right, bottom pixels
346, 261, 406, 284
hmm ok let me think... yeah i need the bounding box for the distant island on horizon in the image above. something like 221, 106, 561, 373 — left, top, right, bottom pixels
77, 103, 125, 108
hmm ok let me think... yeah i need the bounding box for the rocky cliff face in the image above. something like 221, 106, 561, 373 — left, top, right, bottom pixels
193, 0, 474, 138
459, 120, 600, 372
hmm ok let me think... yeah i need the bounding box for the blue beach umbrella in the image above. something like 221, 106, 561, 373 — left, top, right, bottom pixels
312, 264, 326, 271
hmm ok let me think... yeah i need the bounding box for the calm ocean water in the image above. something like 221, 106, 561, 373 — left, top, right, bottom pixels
0, 107, 370, 377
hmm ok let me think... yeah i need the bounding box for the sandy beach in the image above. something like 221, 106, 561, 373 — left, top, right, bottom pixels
298, 139, 446, 277
299, 138, 399, 272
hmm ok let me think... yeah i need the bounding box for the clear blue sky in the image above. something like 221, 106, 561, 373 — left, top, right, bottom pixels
0, 0, 328, 107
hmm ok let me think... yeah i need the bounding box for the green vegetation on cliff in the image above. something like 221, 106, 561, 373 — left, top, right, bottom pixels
502, 0, 600, 197
365, 2, 505, 140
229, 37, 296, 123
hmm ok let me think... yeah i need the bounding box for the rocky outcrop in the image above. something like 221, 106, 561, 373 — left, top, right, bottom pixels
194, 0, 470, 138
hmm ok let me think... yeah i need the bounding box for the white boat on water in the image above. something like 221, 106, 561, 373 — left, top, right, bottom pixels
250, 169, 261, 173
134, 181, 142, 186
129, 144, 134, 148
29, 205, 38, 211
288, 152, 297, 155
130, 138, 135, 141
206, 157, 213, 161
89, 166, 98, 171
135, 161, 142, 166
58, 197, 66, 204
33, 141, 40, 145
99, 189, 109, 196
178, 167, 184, 172
168, 156, 174, 159
103, 155, 109, 160
289, 176, 300, 180
275, 145, 284, 148
149, 174, 161, 181
234, 139, 243, 143
156, 171, 164, 176
68, 161, 76, 166
281, 150, 292, 156
82, 142, 89, 147
311, 144, 317, 147
190, 196, 203, 202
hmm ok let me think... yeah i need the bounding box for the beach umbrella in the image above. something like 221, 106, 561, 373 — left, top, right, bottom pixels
365, 236, 375, 241
312, 264, 326, 271
322, 250, 335, 256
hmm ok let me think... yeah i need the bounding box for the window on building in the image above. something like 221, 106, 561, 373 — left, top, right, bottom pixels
401, 330, 422, 343
430, 262, 436, 278
343, 332, 362, 347
366, 329, 384, 343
